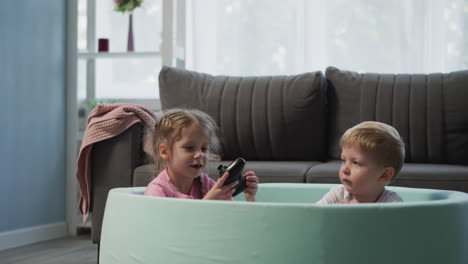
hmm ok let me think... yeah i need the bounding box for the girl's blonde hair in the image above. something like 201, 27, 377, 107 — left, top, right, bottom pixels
153, 108, 221, 197
340, 121, 405, 178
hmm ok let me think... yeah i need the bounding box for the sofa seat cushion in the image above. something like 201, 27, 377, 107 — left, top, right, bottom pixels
393, 163, 468, 193
159, 66, 328, 161
305, 161, 342, 184
326, 66, 468, 166
206, 161, 321, 183
306, 161, 468, 193
133, 164, 156, 187
133, 161, 321, 187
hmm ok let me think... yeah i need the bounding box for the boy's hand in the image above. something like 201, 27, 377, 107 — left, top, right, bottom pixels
203, 172, 237, 200
243, 171, 258, 202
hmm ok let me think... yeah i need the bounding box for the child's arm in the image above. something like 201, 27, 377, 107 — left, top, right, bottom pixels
243, 171, 258, 202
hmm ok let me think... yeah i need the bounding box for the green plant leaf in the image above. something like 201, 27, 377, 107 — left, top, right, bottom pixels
114, 0, 143, 13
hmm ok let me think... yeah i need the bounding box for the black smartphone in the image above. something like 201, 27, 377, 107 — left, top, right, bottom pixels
217, 158, 247, 197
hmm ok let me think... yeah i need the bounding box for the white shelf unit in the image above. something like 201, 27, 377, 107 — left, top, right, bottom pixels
66, 0, 180, 236
77, 51, 161, 59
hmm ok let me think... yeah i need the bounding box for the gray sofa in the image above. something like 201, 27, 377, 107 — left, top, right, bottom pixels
89, 66, 468, 244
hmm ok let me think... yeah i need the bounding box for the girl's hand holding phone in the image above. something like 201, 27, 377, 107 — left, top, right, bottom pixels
203, 172, 238, 200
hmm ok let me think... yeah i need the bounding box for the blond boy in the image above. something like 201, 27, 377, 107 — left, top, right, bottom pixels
317, 121, 405, 204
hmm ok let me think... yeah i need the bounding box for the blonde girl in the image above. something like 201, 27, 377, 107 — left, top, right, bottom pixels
145, 108, 258, 201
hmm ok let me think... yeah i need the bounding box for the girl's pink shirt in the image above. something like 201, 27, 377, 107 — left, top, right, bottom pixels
144, 169, 216, 199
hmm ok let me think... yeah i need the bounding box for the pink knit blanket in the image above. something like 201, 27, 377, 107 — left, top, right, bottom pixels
76, 103, 156, 222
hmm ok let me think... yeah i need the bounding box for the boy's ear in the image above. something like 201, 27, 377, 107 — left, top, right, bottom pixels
379, 167, 395, 183
159, 143, 170, 161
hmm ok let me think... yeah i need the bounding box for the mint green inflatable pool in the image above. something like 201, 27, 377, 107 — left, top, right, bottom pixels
100, 184, 468, 264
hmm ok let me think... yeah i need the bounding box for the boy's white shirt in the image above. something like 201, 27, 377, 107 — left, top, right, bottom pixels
316, 185, 402, 204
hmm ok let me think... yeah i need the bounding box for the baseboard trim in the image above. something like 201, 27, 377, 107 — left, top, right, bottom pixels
0, 222, 67, 251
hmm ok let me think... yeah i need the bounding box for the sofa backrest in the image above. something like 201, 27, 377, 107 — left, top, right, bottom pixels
159, 66, 328, 161
326, 66, 468, 165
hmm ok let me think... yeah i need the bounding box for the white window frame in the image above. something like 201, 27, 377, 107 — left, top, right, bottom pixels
77, 0, 176, 111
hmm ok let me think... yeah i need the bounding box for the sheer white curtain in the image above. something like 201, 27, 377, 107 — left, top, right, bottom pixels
185, 0, 468, 75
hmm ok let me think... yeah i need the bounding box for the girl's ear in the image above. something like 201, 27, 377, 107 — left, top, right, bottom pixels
379, 167, 395, 183
159, 143, 170, 161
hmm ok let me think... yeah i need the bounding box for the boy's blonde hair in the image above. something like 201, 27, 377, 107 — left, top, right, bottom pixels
340, 121, 405, 178
153, 108, 222, 173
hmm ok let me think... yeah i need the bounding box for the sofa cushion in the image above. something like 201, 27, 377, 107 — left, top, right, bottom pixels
306, 161, 468, 193
326, 66, 468, 165
305, 161, 342, 184
206, 161, 321, 183
133, 161, 320, 187
133, 164, 155, 187
159, 66, 328, 161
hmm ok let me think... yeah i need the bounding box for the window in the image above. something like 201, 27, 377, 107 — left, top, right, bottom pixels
185, 0, 468, 75
77, 0, 164, 113
74, 0, 468, 125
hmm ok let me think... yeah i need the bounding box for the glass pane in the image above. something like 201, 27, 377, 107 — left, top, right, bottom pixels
77, 60, 87, 102
95, 57, 161, 99
187, 0, 468, 75
96, 0, 162, 52
77, 0, 87, 51
187, 0, 303, 75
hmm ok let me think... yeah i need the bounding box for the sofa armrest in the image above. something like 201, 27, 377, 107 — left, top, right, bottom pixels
90, 123, 147, 244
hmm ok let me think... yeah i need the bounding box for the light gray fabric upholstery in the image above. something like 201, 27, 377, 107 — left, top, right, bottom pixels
159, 66, 328, 161
133, 161, 321, 187
133, 164, 155, 187
306, 161, 468, 192
326, 66, 468, 165
206, 161, 320, 183
305, 161, 342, 184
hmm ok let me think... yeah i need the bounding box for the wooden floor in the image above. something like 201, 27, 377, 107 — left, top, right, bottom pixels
0, 235, 97, 264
